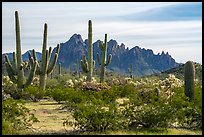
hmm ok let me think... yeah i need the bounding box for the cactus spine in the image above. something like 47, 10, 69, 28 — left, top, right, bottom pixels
4, 11, 37, 89
96, 34, 112, 83
128, 64, 133, 79
184, 61, 195, 101
80, 20, 95, 82
28, 24, 60, 90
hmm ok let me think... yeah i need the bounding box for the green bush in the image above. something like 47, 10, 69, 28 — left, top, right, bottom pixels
63, 82, 202, 132
22, 86, 46, 102
123, 92, 173, 129
2, 98, 39, 135
46, 87, 83, 104
64, 99, 127, 132
170, 85, 202, 130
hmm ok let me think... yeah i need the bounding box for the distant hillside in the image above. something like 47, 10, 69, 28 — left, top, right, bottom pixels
2, 50, 42, 62
146, 62, 202, 81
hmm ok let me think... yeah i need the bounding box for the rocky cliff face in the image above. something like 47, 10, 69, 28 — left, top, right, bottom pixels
51, 34, 180, 76
2, 34, 180, 77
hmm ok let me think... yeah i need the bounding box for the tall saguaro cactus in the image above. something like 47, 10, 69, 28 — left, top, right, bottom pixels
80, 20, 95, 82
4, 11, 37, 89
184, 61, 195, 101
96, 34, 112, 83
28, 24, 60, 90
128, 64, 133, 79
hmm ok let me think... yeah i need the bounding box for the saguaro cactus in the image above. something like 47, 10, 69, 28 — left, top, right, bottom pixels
80, 20, 95, 82
96, 34, 112, 83
28, 24, 60, 90
75, 60, 81, 78
4, 11, 37, 89
58, 63, 61, 75
184, 61, 195, 101
128, 64, 133, 79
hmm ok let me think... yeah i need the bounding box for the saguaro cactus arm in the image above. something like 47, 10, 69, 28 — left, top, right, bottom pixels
28, 50, 41, 75
93, 60, 95, 69
5, 62, 18, 83
5, 54, 17, 75
105, 54, 112, 66
80, 59, 89, 73
12, 52, 17, 72
47, 53, 58, 74
48, 47, 52, 59
24, 60, 37, 86
96, 53, 101, 65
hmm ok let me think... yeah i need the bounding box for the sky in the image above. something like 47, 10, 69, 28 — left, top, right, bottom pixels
2, 2, 202, 64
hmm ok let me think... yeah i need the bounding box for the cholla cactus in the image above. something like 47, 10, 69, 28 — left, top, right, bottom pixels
31, 77, 40, 86
115, 98, 130, 105
162, 74, 183, 89
2, 76, 11, 86
92, 77, 97, 83
64, 79, 74, 88
101, 106, 109, 112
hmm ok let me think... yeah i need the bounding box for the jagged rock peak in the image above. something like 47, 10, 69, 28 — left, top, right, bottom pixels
108, 39, 118, 45
65, 34, 84, 45
120, 43, 126, 49
161, 51, 165, 55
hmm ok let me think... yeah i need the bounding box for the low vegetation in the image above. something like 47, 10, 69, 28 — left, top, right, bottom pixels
2, 71, 202, 135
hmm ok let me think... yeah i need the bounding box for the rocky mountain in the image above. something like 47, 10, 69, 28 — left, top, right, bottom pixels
2, 50, 42, 62
50, 34, 180, 76
2, 34, 180, 76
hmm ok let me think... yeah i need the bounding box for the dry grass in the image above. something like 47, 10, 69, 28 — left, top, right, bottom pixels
81, 128, 202, 135
24, 99, 74, 134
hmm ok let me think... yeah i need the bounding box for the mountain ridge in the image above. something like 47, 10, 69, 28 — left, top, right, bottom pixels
2, 33, 180, 77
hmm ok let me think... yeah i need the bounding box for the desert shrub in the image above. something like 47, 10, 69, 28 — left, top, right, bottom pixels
22, 86, 46, 102
46, 87, 84, 104
96, 86, 123, 104
2, 76, 19, 99
120, 84, 139, 98
170, 85, 202, 130
123, 92, 174, 129
62, 76, 202, 132
46, 78, 61, 88
2, 98, 39, 135
64, 98, 127, 132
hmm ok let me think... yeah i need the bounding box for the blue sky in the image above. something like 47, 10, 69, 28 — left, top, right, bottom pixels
2, 2, 202, 64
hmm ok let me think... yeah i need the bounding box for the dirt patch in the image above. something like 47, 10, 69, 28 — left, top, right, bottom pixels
25, 99, 74, 134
